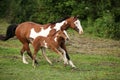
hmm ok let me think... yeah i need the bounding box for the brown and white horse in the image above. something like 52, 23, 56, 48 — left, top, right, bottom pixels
3, 16, 83, 65
32, 30, 76, 68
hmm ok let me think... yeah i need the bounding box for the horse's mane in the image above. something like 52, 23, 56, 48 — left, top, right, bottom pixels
50, 16, 70, 24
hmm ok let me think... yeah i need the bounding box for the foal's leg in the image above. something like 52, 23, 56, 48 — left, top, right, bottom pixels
60, 43, 76, 68
41, 48, 52, 65
58, 47, 68, 65
59, 47, 76, 68
25, 43, 38, 64
32, 49, 38, 68
51, 48, 67, 64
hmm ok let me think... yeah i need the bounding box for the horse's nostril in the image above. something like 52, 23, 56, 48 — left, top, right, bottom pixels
66, 38, 69, 41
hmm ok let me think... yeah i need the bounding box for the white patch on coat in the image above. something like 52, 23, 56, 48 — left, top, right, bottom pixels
54, 33, 59, 42
43, 40, 48, 48
30, 26, 52, 39
54, 37, 57, 42
53, 21, 66, 31
74, 19, 83, 34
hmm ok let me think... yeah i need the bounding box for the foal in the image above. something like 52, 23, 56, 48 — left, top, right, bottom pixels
32, 30, 76, 68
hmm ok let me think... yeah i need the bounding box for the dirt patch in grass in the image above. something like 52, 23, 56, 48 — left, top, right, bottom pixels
0, 34, 5, 40
67, 33, 120, 56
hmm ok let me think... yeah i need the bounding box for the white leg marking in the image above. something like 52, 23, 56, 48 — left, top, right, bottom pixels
59, 47, 68, 65
59, 47, 76, 68
69, 60, 76, 68
32, 60, 36, 68
22, 54, 28, 64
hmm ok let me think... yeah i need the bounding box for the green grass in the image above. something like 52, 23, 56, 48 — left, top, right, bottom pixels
0, 20, 120, 80
0, 46, 120, 80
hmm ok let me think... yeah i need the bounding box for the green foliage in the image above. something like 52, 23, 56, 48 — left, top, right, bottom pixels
93, 13, 114, 38
0, 0, 120, 40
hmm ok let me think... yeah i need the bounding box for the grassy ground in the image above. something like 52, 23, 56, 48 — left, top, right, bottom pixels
0, 20, 120, 80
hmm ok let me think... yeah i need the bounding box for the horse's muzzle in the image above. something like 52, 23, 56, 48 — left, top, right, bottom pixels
79, 30, 83, 34
65, 37, 70, 41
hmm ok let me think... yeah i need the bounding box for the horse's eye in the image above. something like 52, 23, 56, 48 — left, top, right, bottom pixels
74, 22, 77, 25
76, 22, 78, 24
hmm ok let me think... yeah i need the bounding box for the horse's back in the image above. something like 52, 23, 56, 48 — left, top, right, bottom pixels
15, 22, 42, 43
16, 22, 42, 31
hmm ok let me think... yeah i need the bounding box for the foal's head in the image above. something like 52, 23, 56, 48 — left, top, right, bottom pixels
55, 30, 69, 41
66, 16, 83, 34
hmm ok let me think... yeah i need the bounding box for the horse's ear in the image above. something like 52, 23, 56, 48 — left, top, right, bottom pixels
74, 15, 79, 19
76, 15, 79, 18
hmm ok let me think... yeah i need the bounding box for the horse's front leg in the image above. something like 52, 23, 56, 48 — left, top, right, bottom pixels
60, 43, 76, 68
41, 48, 52, 65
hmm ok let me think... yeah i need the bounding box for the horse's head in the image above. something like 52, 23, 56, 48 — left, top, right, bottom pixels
56, 30, 70, 41
67, 16, 83, 34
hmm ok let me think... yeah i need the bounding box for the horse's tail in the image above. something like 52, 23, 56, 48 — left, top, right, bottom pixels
3, 24, 18, 41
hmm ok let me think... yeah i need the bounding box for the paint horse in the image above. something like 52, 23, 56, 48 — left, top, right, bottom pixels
3, 16, 83, 66
32, 30, 75, 68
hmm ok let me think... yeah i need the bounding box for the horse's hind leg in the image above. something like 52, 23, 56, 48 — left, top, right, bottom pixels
21, 43, 38, 64
21, 45, 28, 64
25, 43, 38, 64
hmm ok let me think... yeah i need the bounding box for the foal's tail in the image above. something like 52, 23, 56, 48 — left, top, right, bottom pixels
2, 24, 18, 41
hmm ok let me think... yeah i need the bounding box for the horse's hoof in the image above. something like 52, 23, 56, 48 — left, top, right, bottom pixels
23, 62, 29, 64
49, 63, 53, 65
35, 60, 38, 64
33, 66, 36, 68
64, 63, 68, 67
64, 62, 68, 67
32, 64, 36, 68
72, 66, 77, 69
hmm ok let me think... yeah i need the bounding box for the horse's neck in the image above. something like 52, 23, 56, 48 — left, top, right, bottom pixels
52, 20, 69, 30
61, 21, 69, 30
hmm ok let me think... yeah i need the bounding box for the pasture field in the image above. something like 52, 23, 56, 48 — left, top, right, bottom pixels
0, 21, 120, 80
